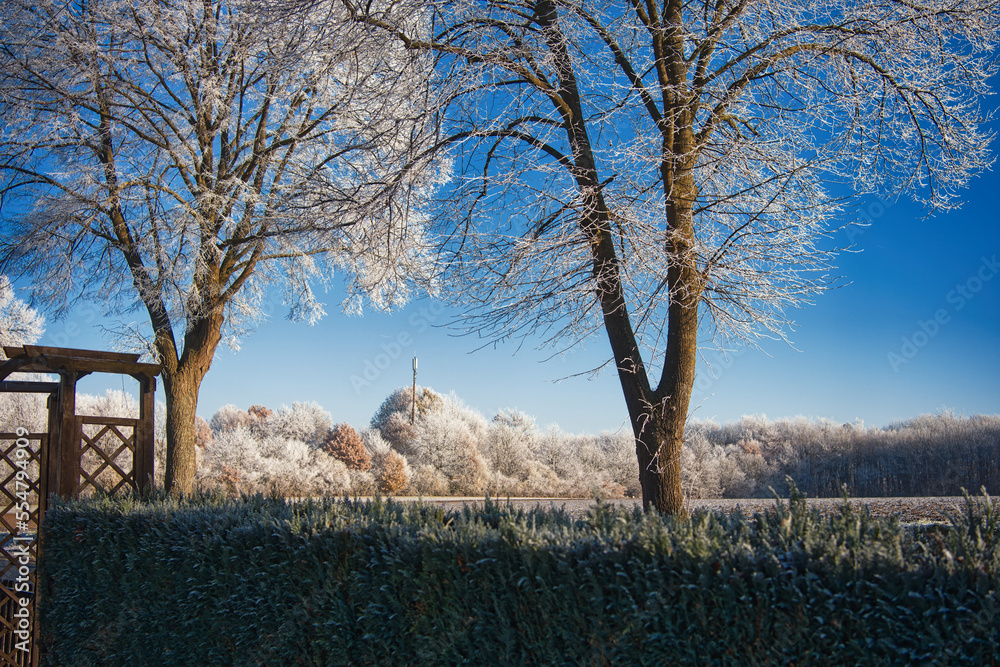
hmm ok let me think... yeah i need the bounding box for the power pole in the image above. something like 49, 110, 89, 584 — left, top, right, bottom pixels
410, 356, 418, 424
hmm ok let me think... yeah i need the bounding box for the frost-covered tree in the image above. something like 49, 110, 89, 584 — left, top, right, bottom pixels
0, 276, 48, 433
194, 416, 213, 449
0, 275, 45, 357
376, 450, 410, 493
0, 0, 444, 494
264, 401, 333, 447
370, 385, 441, 454
598, 431, 640, 499
210, 405, 255, 434
484, 409, 537, 478
347, 0, 1000, 513
363, 429, 411, 493
77, 389, 139, 418
410, 392, 489, 494
199, 424, 352, 496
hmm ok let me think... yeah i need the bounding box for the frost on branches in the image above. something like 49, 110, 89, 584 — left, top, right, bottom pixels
347, 0, 1000, 513
0, 0, 447, 493
0, 275, 47, 434
0, 276, 44, 356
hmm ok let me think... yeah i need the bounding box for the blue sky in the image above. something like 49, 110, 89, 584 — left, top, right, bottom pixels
36, 165, 999, 435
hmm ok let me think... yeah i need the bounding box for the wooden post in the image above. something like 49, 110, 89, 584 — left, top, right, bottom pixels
57, 371, 80, 498
44, 392, 60, 507
135, 374, 157, 494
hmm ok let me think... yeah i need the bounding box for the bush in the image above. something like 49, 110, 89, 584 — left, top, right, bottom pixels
39, 491, 1000, 665
375, 450, 410, 494
322, 423, 371, 472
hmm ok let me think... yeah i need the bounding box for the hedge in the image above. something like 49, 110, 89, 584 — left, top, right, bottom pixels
38, 488, 1000, 665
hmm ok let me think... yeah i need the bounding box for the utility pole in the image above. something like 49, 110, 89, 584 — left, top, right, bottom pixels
410, 356, 418, 424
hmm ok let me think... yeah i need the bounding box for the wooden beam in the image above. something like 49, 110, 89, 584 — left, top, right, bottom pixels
77, 415, 140, 427
0, 380, 59, 394
3, 346, 161, 379
20, 345, 141, 363
0, 357, 31, 382
5, 355, 160, 378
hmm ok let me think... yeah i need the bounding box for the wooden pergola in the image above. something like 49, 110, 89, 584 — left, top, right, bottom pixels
0, 346, 162, 666
0, 345, 161, 496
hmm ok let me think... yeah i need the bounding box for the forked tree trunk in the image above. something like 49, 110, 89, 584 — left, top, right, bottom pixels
538, 0, 703, 515
628, 291, 700, 515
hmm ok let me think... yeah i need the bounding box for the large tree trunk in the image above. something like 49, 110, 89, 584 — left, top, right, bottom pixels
161, 367, 201, 495
156, 309, 224, 495
634, 409, 686, 515
629, 287, 700, 515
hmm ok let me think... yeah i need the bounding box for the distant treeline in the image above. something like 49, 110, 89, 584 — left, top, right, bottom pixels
3, 384, 996, 499
683, 413, 1000, 499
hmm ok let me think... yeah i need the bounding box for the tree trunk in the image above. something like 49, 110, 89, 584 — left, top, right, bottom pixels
630, 294, 699, 515
161, 367, 201, 495
156, 309, 224, 495
616, 191, 701, 516
634, 409, 686, 515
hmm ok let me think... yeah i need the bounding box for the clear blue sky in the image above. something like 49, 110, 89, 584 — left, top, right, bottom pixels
24, 130, 1000, 436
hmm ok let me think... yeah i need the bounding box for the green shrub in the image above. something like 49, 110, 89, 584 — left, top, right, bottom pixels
39, 489, 1000, 665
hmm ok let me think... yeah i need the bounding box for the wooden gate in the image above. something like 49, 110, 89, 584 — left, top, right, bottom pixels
0, 346, 160, 666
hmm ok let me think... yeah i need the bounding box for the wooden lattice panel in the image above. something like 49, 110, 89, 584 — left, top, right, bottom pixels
77, 417, 138, 497
0, 432, 44, 667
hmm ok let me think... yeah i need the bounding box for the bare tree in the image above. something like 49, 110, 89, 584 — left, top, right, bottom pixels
0, 0, 443, 493
346, 0, 999, 513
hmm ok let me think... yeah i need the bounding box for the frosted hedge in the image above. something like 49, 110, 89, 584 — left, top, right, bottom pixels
39, 490, 1000, 665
